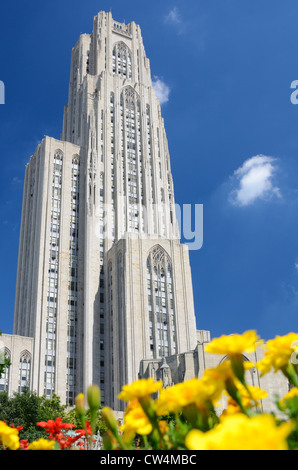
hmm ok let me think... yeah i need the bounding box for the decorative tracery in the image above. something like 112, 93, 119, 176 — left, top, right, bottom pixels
120, 86, 144, 233
45, 150, 63, 397
112, 42, 132, 79
147, 245, 177, 358
19, 350, 31, 393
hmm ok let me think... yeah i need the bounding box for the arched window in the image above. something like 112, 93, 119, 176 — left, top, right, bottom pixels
147, 245, 177, 358
219, 354, 257, 386
112, 42, 132, 79
19, 350, 31, 393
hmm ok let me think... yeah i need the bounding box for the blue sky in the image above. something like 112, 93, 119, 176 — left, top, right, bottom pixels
1, 0, 298, 341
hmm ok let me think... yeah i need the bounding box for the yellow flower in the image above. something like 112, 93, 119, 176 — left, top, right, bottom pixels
118, 378, 163, 402
234, 383, 268, 408
155, 377, 223, 416
185, 413, 293, 450
0, 421, 19, 450
222, 384, 268, 415
202, 361, 234, 388
205, 330, 261, 357
256, 333, 298, 375
120, 399, 153, 442
28, 438, 55, 450
280, 387, 298, 405
220, 399, 241, 416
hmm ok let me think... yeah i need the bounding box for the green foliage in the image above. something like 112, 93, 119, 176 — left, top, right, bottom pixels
0, 330, 11, 378
63, 406, 107, 436
276, 395, 298, 450
0, 388, 67, 442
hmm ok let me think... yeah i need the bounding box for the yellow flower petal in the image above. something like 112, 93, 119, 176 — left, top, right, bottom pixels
185, 413, 293, 450
0, 421, 20, 450
118, 378, 163, 402
120, 399, 153, 437
256, 333, 298, 375
205, 330, 261, 357
28, 438, 55, 450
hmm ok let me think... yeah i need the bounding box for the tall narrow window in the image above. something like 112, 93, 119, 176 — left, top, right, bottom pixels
19, 351, 31, 393
66, 156, 80, 406
112, 42, 132, 79
120, 86, 144, 233
147, 245, 177, 358
110, 93, 115, 241
108, 263, 114, 400
45, 151, 63, 397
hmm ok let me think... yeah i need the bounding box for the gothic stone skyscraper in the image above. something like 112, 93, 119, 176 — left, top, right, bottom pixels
12, 12, 198, 410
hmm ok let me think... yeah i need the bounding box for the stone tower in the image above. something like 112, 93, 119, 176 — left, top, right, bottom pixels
13, 11, 198, 410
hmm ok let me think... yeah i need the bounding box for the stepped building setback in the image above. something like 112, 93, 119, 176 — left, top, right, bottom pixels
0, 11, 288, 414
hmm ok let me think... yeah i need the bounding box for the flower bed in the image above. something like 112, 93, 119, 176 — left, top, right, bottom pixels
1, 330, 298, 450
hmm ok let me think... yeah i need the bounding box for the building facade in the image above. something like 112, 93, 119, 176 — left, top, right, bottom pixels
9, 11, 198, 410
0, 11, 289, 413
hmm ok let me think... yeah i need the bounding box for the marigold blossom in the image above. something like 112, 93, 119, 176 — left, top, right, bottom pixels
0, 420, 20, 450
201, 362, 234, 388
227, 382, 267, 406
155, 377, 223, 416
185, 413, 293, 450
120, 399, 153, 441
280, 387, 298, 405
28, 438, 55, 450
221, 384, 268, 415
118, 378, 163, 402
256, 333, 298, 375
205, 330, 261, 357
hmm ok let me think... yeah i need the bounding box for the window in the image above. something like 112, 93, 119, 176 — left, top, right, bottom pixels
146, 245, 177, 358
112, 42, 132, 79
66, 157, 80, 406
18, 351, 31, 393
120, 87, 145, 233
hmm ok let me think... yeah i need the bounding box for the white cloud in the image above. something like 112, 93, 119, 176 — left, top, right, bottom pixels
11, 176, 22, 184
152, 76, 170, 105
229, 155, 281, 206
165, 7, 181, 25
164, 7, 184, 34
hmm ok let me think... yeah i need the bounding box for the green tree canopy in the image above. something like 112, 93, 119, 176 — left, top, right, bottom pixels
0, 330, 11, 378
0, 389, 67, 442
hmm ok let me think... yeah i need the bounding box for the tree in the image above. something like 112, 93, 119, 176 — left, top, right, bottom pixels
0, 389, 67, 442
0, 330, 11, 378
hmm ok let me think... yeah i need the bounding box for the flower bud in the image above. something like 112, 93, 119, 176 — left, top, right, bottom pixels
87, 384, 101, 411
102, 407, 119, 435
75, 393, 85, 416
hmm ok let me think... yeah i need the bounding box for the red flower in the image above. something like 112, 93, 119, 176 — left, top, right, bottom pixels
19, 439, 29, 450
9, 423, 23, 432
37, 417, 75, 436
35, 417, 97, 450
37, 417, 77, 449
